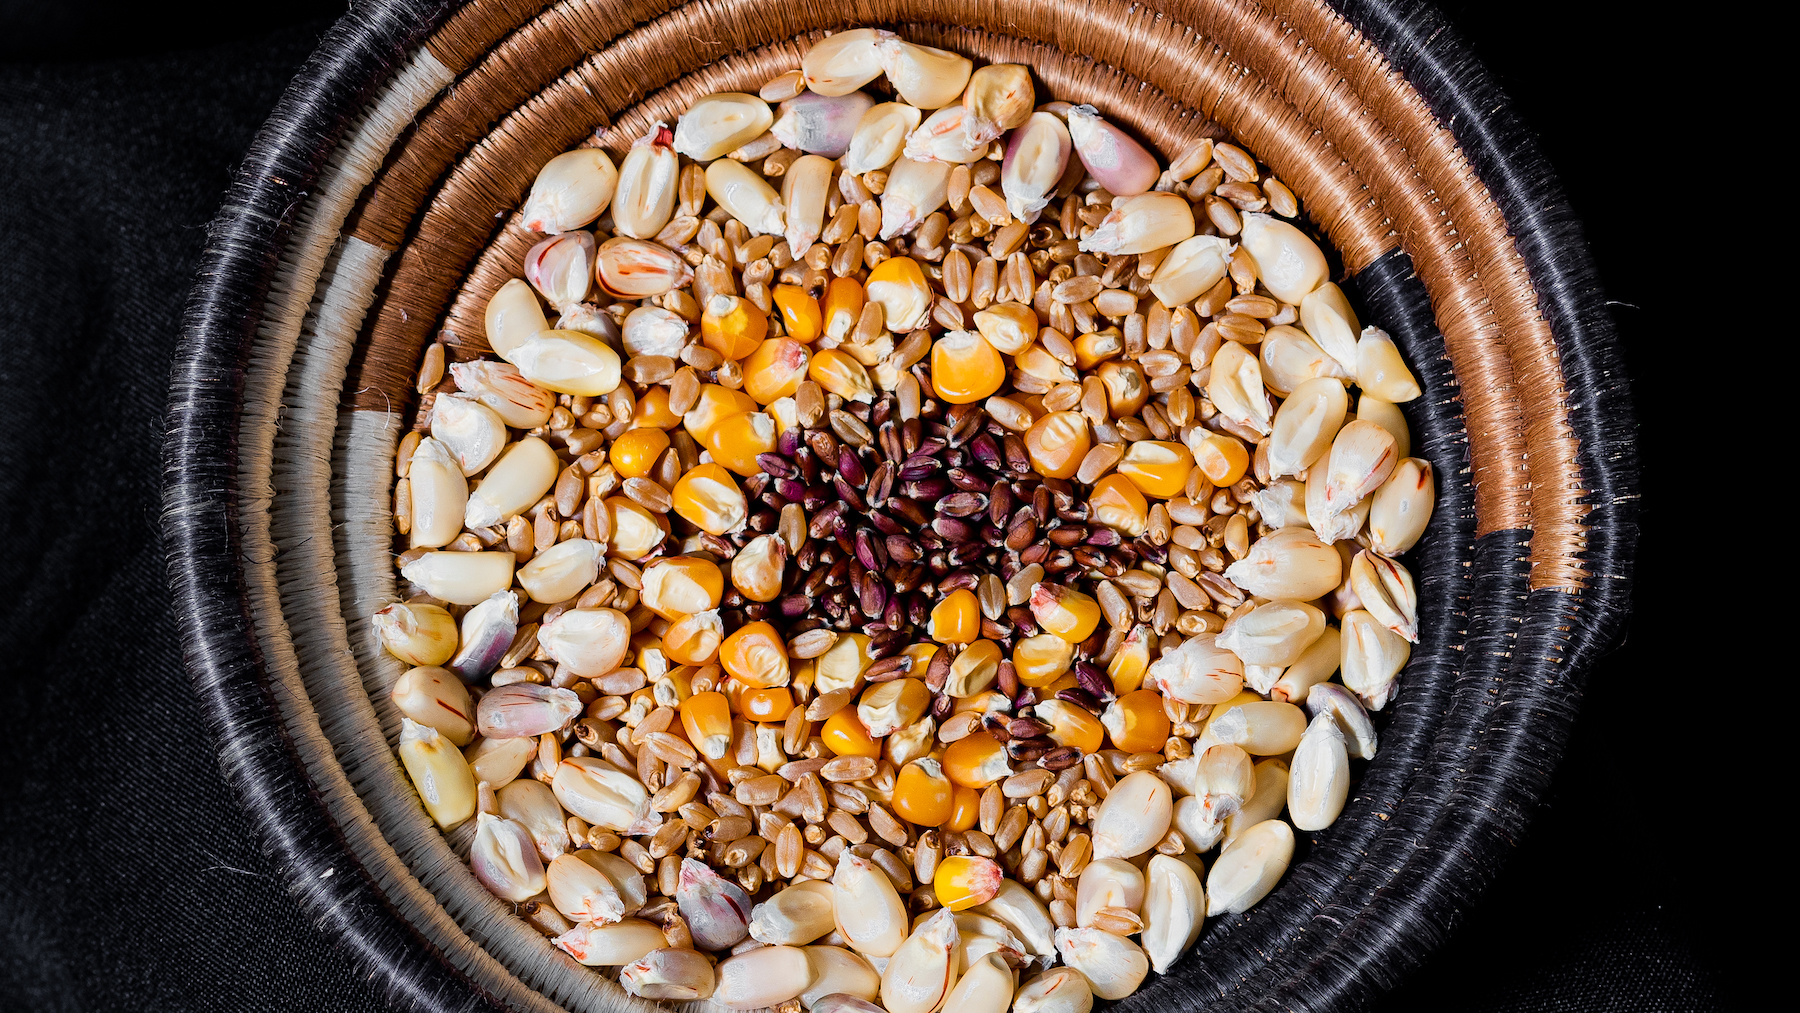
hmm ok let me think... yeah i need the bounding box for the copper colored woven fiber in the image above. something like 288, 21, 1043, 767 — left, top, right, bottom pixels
161, 0, 1643, 1010
342, 0, 1588, 581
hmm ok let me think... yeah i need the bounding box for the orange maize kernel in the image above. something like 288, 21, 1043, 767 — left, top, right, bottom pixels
742, 338, 811, 404
1118, 440, 1195, 499
1192, 430, 1249, 486
808, 348, 875, 403
605, 496, 670, 559
928, 588, 982, 645
609, 427, 671, 479
640, 556, 724, 621
821, 276, 865, 341
1097, 360, 1148, 417
1032, 699, 1105, 755
679, 691, 733, 760
670, 463, 748, 536
1089, 473, 1148, 537
892, 757, 954, 827
857, 678, 929, 738
631, 386, 682, 430
933, 855, 1003, 910
683, 384, 759, 444
1073, 327, 1124, 371
1102, 689, 1170, 753
1028, 583, 1102, 644
820, 707, 880, 757
947, 785, 980, 832
945, 639, 1001, 697
660, 614, 718, 668
703, 411, 778, 476
1023, 411, 1091, 479
772, 284, 822, 343
864, 256, 932, 333
1011, 633, 1074, 688
739, 686, 796, 722
929, 330, 1006, 404
1106, 624, 1154, 695
941, 731, 1012, 788
901, 642, 940, 672
719, 620, 790, 688
700, 294, 767, 361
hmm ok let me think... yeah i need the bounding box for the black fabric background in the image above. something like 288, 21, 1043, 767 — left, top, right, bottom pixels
0, 3, 1739, 1011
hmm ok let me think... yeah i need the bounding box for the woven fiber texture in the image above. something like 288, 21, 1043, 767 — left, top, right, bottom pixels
161, 0, 1633, 1009
1, 3, 1731, 1013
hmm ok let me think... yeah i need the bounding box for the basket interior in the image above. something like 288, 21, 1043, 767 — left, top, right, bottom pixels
193, 1, 1623, 1011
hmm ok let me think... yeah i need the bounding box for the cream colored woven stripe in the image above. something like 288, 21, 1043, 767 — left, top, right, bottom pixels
232, 45, 589, 1013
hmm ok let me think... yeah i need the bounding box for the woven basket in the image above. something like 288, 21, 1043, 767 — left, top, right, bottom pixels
162, 1, 1638, 1010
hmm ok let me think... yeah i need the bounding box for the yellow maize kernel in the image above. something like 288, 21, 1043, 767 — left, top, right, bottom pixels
970, 302, 1037, 355
821, 706, 880, 757
680, 691, 733, 760
766, 395, 798, 435
1089, 473, 1148, 537
1073, 328, 1124, 370
684, 384, 759, 445
929, 589, 982, 645
944, 639, 1001, 697
730, 533, 787, 603
1014, 392, 1048, 421
902, 642, 940, 672
1028, 583, 1101, 644
664, 611, 722, 665
815, 632, 875, 695
822, 276, 865, 341
720, 621, 790, 688
1191, 430, 1249, 486
704, 411, 778, 476
1032, 699, 1105, 755
742, 338, 811, 404
640, 556, 724, 620
700, 293, 768, 361
892, 758, 954, 827
633, 632, 670, 679
952, 692, 1011, 716
930, 330, 1006, 404
1106, 624, 1153, 695
933, 855, 1003, 910
1098, 360, 1148, 418
941, 731, 1011, 788
1012, 633, 1074, 688
632, 386, 682, 430
864, 255, 931, 333
1024, 411, 1091, 479
609, 427, 671, 479
671, 463, 747, 535
947, 785, 980, 832
1015, 342, 1079, 385
605, 496, 670, 559
740, 686, 796, 722
1117, 440, 1195, 500
1101, 689, 1170, 754
808, 348, 876, 403
857, 678, 928, 738
772, 284, 822, 343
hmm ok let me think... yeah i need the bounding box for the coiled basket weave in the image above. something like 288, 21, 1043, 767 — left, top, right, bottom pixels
162, 0, 1639, 1010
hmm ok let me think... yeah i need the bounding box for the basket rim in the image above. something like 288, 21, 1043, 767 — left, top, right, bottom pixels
162, 2, 1638, 1012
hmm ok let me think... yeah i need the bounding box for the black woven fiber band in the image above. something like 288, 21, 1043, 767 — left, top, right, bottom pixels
158, 2, 495, 1011
1113, 244, 1481, 1013
158, 0, 1639, 1010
